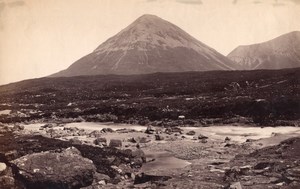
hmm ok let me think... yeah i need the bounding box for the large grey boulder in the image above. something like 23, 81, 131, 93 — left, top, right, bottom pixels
11, 147, 96, 189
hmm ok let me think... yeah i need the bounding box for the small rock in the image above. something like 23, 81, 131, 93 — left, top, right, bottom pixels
69, 137, 82, 145
155, 134, 164, 141
225, 137, 231, 142
127, 137, 137, 143
94, 172, 110, 182
145, 126, 155, 134
101, 128, 114, 133
186, 130, 196, 136
139, 137, 150, 143
98, 180, 106, 185
13, 124, 24, 131
109, 139, 122, 148
230, 182, 242, 189
198, 134, 208, 140
0, 162, 7, 174
2, 150, 18, 161
88, 130, 102, 138
94, 138, 107, 146
0, 176, 15, 188
245, 139, 255, 142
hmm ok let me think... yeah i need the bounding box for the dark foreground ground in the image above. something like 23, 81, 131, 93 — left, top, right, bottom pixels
0, 68, 299, 126
0, 124, 300, 189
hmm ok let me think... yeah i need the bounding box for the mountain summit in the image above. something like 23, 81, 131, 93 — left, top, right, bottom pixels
51, 14, 237, 77
228, 31, 300, 70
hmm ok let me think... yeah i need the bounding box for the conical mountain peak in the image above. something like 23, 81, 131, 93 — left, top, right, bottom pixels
51, 15, 237, 77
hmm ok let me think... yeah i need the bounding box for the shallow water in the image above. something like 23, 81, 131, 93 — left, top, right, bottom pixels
141, 151, 191, 172
23, 122, 300, 142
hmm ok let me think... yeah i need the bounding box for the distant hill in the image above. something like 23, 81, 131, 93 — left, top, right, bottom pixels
228, 31, 300, 70
51, 14, 237, 77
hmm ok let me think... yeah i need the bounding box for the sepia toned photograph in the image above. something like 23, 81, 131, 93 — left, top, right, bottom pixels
0, 0, 300, 188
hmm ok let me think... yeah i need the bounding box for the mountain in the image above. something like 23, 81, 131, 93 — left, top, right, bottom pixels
51, 14, 237, 77
228, 31, 300, 70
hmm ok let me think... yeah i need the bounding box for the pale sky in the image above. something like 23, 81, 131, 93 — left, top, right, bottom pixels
0, 0, 300, 85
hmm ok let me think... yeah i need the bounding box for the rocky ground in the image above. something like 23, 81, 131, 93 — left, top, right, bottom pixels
1, 122, 300, 188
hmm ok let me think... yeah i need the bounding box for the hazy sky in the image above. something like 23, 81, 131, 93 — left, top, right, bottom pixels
1, 0, 300, 85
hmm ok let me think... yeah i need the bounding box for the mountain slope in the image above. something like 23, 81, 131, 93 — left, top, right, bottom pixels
51, 14, 237, 77
228, 31, 300, 70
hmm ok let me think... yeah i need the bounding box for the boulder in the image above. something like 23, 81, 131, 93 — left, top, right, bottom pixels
186, 130, 196, 136
109, 139, 122, 148
0, 162, 7, 175
139, 137, 150, 143
69, 137, 82, 145
145, 126, 155, 134
13, 125, 24, 131
155, 135, 164, 141
0, 150, 18, 161
285, 166, 300, 182
101, 128, 114, 133
198, 134, 208, 140
127, 137, 137, 143
88, 130, 102, 138
132, 149, 146, 163
164, 127, 183, 135
93, 138, 107, 146
229, 182, 242, 189
11, 147, 96, 189
41, 123, 55, 129
0, 176, 15, 189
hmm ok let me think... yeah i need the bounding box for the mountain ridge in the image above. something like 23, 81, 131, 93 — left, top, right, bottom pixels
227, 31, 300, 70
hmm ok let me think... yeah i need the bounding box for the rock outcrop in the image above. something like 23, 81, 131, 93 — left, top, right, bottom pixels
11, 147, 96, 189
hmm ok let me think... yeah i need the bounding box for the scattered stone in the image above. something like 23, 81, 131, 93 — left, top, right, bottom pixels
178, 115, 185, 119
0, 176, 15, 188
245, 139, 255, 142
0, 162, 7, 174
13, 124, 24, 131
139, 137, 150, 143
186, 130, 196, 136
88, 130, 102, 138
229, 182, 242, 189
128, 137, 137, 143
109, 139, 122, 148
165, 127, 183, 135
198, 134, 208, 140
285, 166, 300, 182
94, 137, 107, 146
78, 129, 86, 136
93, 172, 110, 182
1, 150, 18, 161
132, 149, 146, 163
134, 173, 172, 185
145, 126, 155, 134
41, 123, 55, 129
101, 128, 114, 133
155, 134, 164, 141
116, 128, 137, 133
11, 147, 96, 189
69, 137, 82, 145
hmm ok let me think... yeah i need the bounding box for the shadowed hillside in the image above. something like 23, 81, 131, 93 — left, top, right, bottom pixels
0, 68, 299, 126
